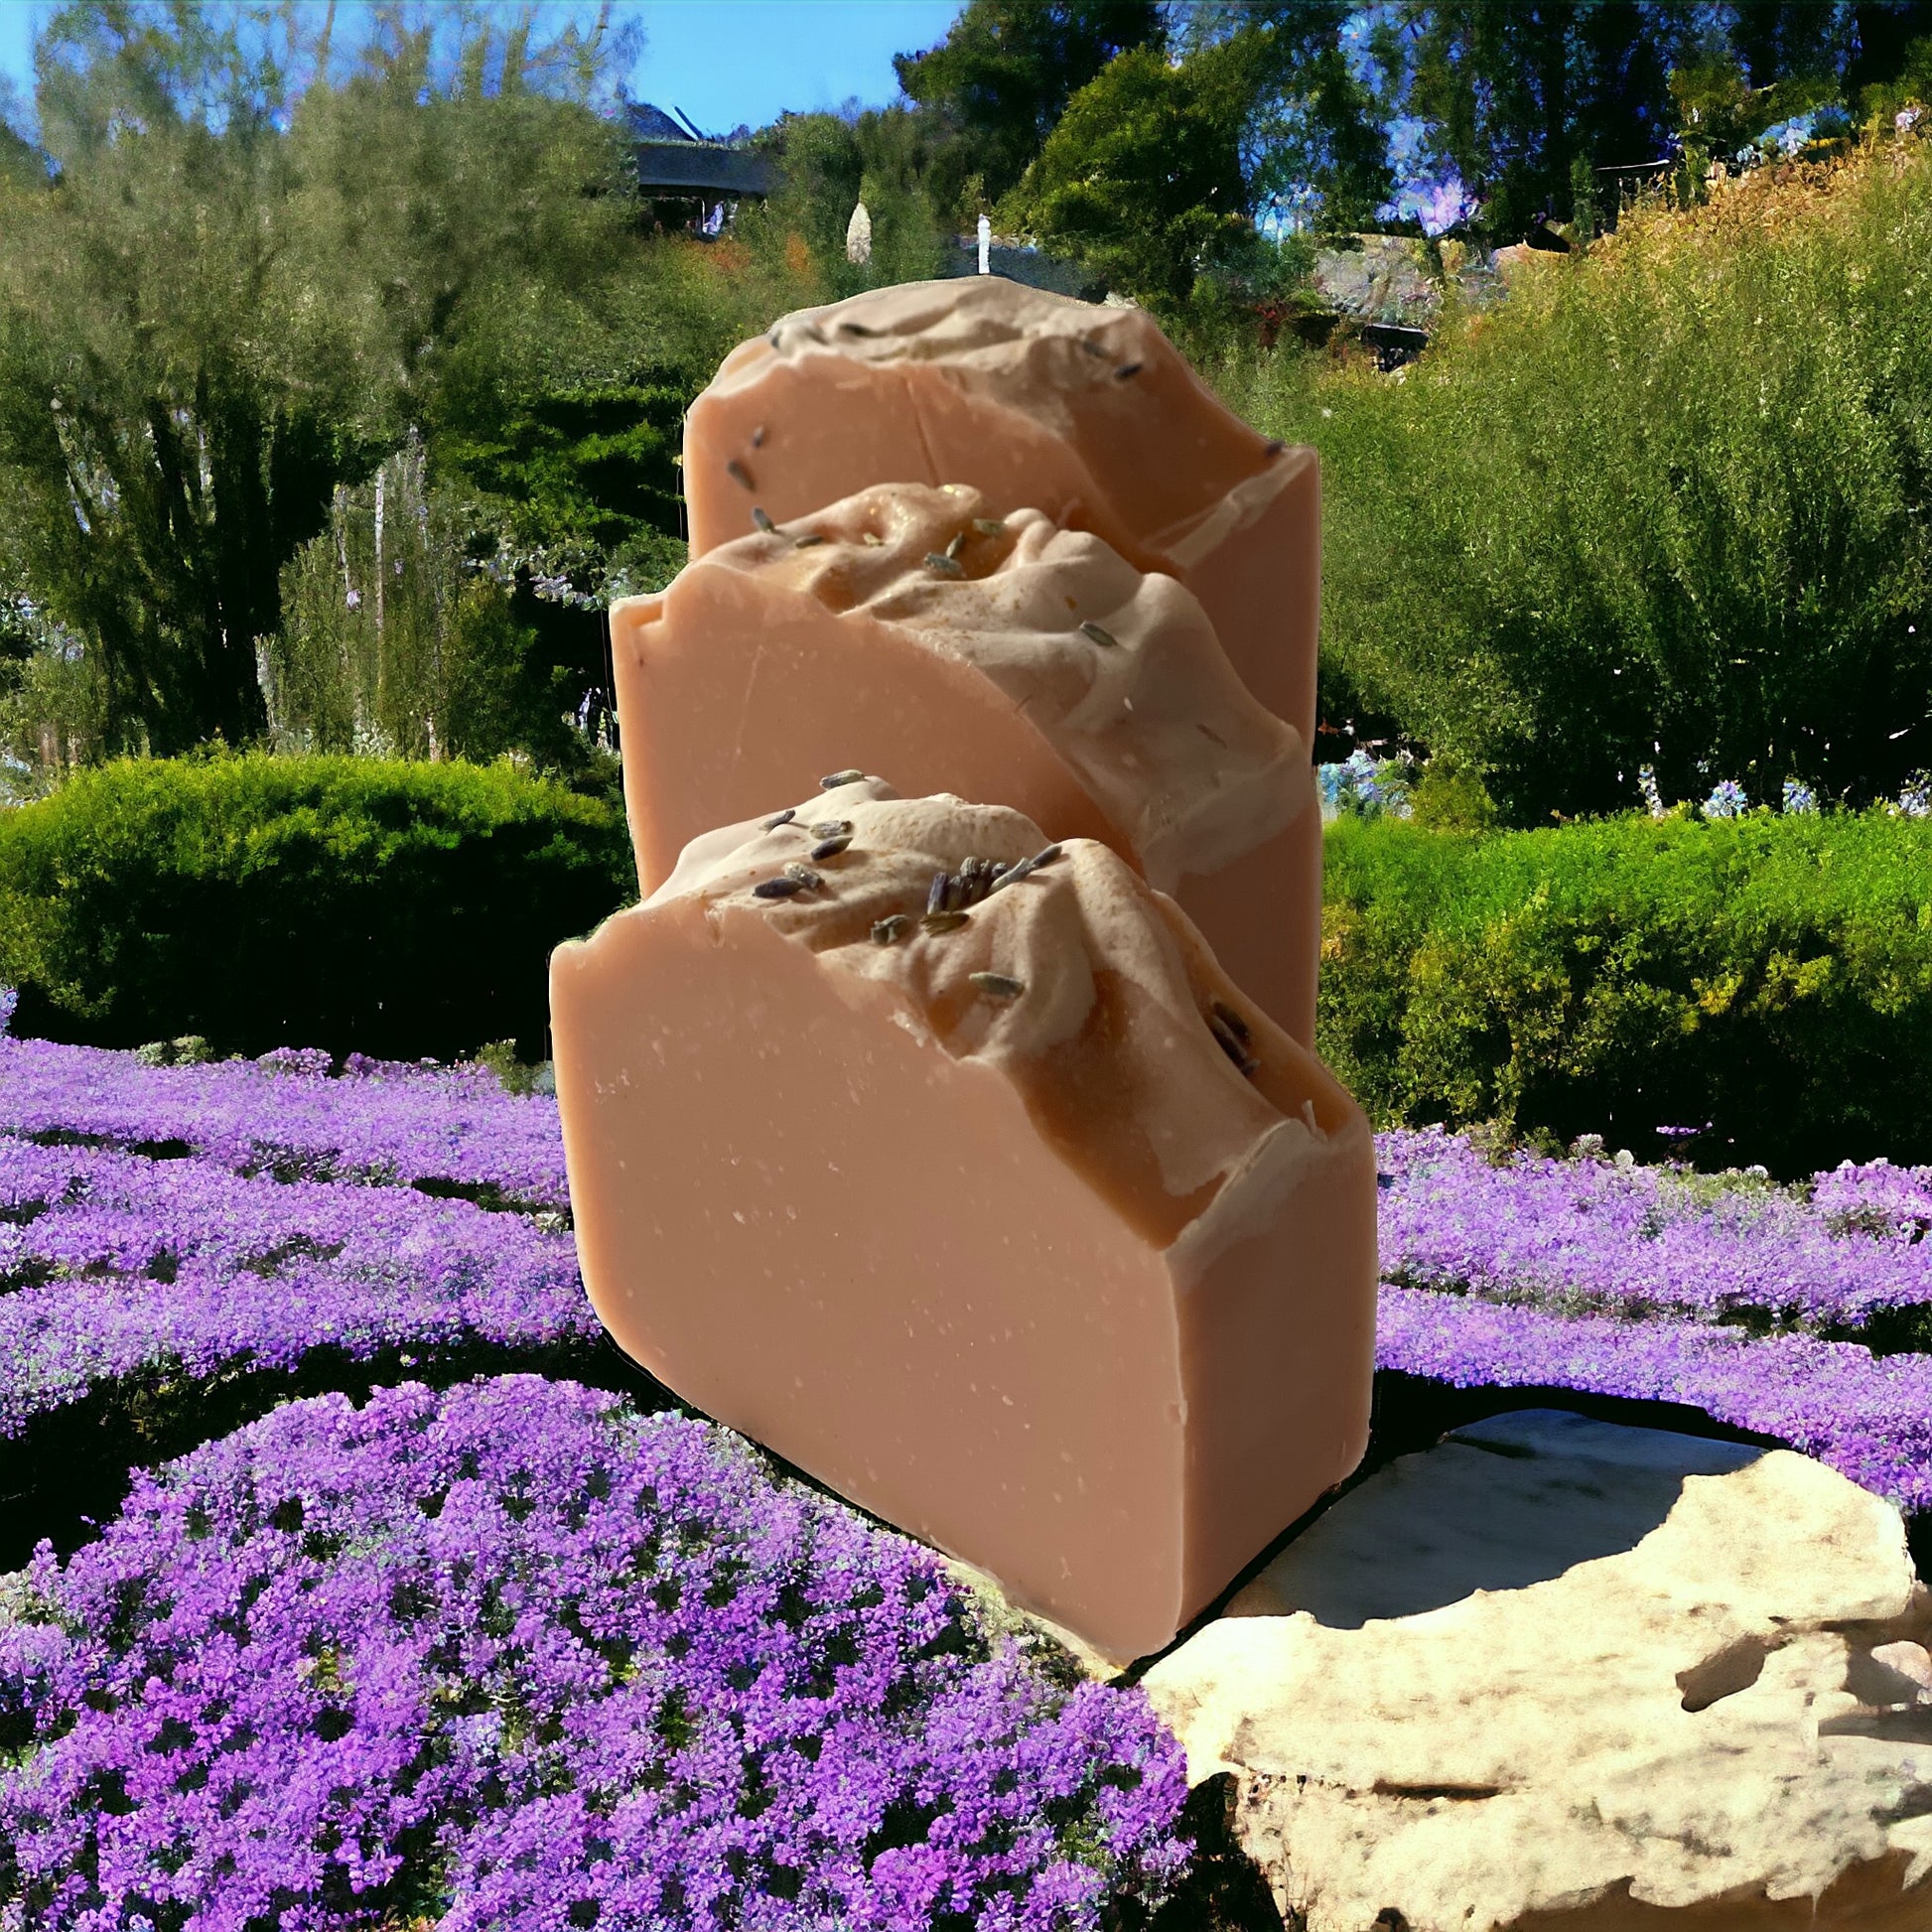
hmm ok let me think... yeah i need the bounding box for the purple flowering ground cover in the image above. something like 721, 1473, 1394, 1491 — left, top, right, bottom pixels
0, 1030, 568, 1212
0, 1137, 593, 1439
1377, 1125, 1932, 1334
0, 1377, 1191, 1930
7, 984, 1932, 1926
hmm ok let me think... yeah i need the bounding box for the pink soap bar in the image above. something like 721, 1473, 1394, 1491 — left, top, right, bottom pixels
684, 276, 1320, 750
610, 482, 1321, 1050
549, 782, 1379, 1663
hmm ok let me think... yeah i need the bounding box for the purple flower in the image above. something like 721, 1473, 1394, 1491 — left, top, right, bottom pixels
0, 1137, 595, 1435
0, 1377, 1192, 1929
1376, 1126, 1932, 1333
0, 1029, 568, 1208
1704, 777, 1750, 818
1376, 1283, 1932, 1512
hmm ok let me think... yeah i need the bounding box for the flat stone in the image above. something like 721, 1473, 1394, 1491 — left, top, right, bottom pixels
1137, 1409, 1932, 1931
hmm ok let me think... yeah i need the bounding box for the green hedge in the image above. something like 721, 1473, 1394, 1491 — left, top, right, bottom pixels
1316, 809, 1932, 1180
0, 755, 636, 1062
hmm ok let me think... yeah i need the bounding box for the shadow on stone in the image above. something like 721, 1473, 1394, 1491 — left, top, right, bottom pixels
1126, 1773, 1289, 1932
1230, 1406, 1768, 1628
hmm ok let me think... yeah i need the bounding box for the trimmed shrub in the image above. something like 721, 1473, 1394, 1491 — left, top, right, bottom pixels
1316, 808, 1932, 1179
0, 753, 635, 1062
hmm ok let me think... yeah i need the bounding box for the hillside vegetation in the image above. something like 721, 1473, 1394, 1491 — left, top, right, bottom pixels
1217, 135, 1932, 828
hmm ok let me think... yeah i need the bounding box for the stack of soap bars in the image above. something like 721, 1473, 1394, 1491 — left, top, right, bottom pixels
550, 277, 1379, 1665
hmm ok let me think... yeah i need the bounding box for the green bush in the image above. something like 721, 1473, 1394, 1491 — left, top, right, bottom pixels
1316, 807, 1932, 1179
1225, 136, 1932, 828
0, 753, 636, 1061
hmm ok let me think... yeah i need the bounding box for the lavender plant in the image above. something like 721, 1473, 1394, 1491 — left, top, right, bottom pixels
0, 1139, 594, 1440
0, 1028, 569, 1210
0, 1376, 1191, 1930
1377, 1126, 1932, 1333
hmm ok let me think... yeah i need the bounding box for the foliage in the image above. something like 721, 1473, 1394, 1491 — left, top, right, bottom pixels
1397, 1, 1700, 240
1318, 749, 1417, 821
1225, 135, 1932, 827
0, 2, 657, 767
0, 1374, 1191, 1928
894, 0, 1166, 228
748, 106, 950, 301
0, 752, 635, 1061
1407, 753, 1501, 832
1315, 808, 1932, 1184
266, 436, 628, 776
1001, 41, 1260, 314
1173, 1, 1400, 234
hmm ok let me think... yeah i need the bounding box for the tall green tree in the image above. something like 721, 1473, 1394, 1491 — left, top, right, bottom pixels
1400, 2, 1699, 240
1173, 1, 1399, 232
0, 1, 645, 760
1000, 37, 1259, 311
894, 0, 1165, 225
752, 103, 949, 295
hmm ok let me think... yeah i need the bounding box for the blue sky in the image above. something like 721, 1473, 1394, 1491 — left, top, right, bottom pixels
0, 2, 964, 136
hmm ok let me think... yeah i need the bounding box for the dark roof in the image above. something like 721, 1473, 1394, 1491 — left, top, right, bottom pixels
626, 102, 697, 142
633, 141, 776, 197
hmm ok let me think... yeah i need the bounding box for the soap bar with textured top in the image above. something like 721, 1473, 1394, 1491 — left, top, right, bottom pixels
684, 276, 1320, 750
610, 481, 1321, 1050
549, 779, 1379, 1663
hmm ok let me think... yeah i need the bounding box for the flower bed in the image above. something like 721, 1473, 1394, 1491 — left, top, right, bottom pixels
0, 1376, 1191, 1930
7, 994, 1932, 1924
1377, 1284, 1932, 1512
0, 1138, 593, 1440
1377, 1126, 1932, 1334
0, 1030, 568, 1211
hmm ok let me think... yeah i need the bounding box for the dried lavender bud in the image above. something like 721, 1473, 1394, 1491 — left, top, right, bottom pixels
969, 972, 1026, 1000
1211, 1000, 1251, 1043
819, 768, 865, 789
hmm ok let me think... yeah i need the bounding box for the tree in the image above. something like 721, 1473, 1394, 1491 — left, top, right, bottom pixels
0, 1, 647, 760
0, 10, 347, 756
751, 104, 948, 298
1399, 2, 1697, 240
894, 0, 1165, 225
1001, 40, 1261, 311
1174, 1, 1399, 233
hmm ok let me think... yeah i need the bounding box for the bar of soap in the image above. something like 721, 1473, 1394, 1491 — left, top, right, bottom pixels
610, 482, 1320, 1049
685, 276, 1320, 749
549, 781, 1378, 1663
